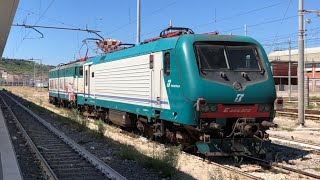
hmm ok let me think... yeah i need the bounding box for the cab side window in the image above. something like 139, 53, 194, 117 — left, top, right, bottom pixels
79, 66, 83, 76
75, 67, 78, 76
164, 52, 170, 76
85, 70, 88, 86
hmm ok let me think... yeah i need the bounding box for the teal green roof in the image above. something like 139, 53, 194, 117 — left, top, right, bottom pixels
86, 34, 262, 64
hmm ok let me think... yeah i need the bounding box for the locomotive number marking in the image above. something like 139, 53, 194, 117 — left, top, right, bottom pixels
234, 94, 244, 102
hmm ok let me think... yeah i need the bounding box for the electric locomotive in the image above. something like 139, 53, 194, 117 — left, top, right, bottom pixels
49, 27, 277, 157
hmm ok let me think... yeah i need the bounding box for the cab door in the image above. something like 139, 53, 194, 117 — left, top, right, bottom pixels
150, 53, 161, 110
161, 52, 170, 110
74, 66, 78, 93
83, 63, 91, 99
150, 52, 170, 110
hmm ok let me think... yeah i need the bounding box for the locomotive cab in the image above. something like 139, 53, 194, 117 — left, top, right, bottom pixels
172, 33, 277, 157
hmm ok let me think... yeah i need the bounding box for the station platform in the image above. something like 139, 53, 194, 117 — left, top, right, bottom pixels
0, 108, 22, 180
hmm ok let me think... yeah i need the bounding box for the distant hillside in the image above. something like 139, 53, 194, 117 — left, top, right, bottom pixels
0, 58, 54, 76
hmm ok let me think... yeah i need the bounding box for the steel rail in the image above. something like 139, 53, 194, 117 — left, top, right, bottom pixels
270, 135, 320, 150
244, 154, 320, 179
2, 91, 126, 180
0, 95, 58, 180
277, 111, 320, 121
281, 108, 320, 115
188, 153, 263, 180
273, 164, 320, 179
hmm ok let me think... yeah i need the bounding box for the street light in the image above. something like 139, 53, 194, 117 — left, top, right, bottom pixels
27, 58, 41, 87
297, 0, 320, 126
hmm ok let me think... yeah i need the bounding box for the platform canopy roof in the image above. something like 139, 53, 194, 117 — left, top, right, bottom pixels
0, 0, 19, 59
268, 47, 320, 63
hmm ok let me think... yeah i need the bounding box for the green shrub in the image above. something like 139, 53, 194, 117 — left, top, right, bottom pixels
117, 144, 181, 177
96, 119, 105, 137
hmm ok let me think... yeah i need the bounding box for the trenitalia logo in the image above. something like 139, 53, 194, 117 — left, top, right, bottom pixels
234, 94, 244, 102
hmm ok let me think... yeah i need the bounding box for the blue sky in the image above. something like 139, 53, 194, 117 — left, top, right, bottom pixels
3, 0, 320, 65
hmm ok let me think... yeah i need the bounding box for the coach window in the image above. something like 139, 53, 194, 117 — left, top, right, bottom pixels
74, 67, 77, 76
79, 66, 83, 77
164, 52, 170, 76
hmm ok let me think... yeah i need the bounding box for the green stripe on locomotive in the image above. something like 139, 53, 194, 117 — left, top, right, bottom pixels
49, 91, 69, 100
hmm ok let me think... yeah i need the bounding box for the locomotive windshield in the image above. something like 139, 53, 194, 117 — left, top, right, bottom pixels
195, 42, 261, 71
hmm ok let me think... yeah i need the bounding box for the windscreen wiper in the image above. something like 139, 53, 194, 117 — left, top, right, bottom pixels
200, 68, 207, 75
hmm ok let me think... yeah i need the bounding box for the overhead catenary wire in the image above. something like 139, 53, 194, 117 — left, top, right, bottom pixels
122, 1, 296, 43
22, 0, 56, 40
194, 0, 291, 32
222, 15, 297, 34
122, 15, 298, 44
267, 0, 293, 53
104, 1, 177, 36
16, 0, 56, 53
12, 24, 101, 33
12, 24, 103, 39
18, 8, 81, 29
261, 25, 320, 50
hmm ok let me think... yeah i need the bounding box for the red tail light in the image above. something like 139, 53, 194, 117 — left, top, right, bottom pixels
275, 97, 283, 111
277, 97, 283, 105
199, 99, 206, 105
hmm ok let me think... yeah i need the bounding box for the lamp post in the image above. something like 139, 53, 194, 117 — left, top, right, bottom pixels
28, 58, 41, 87
288, 38, 291, 102
136, 0, 141, 44
297, 0, 320, 126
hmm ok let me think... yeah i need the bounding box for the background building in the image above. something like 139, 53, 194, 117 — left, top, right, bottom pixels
268, 47, 320, 92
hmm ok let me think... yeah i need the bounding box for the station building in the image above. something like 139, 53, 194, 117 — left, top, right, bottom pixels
268, 47, 320, 92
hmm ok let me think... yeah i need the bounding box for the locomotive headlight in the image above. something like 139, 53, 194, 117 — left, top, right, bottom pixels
196, 98, 206, 111
258, 104, 265, 112
201, 105, 210, 112
258, 104, 271, 112
210, 104, 218, 112
264, 104, 271, 112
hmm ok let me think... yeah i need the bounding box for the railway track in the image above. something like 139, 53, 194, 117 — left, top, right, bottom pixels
273, 163, 320, 179
0, 91, 126, 180
5, 89, 320, 180
3, 90, 264, 180
270, 135, 320, 151
204, 157, 263, 180
277, 111, 320, 121
247, 156, 320, 180
260, 135, 320, 179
